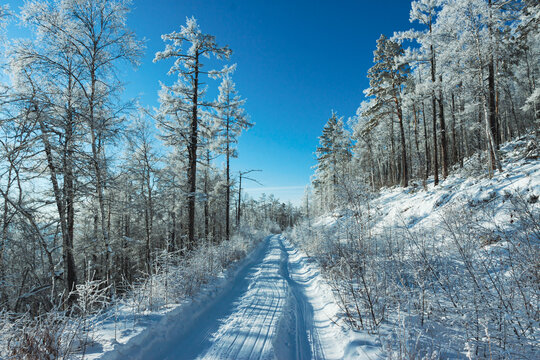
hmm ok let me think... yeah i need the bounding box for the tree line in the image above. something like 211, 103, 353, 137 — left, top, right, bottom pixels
313, 0, 538, 212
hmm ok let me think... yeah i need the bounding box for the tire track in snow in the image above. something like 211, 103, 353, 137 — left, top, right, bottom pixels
220, 280, 281, 359
195, 236, 287, 359
275, 236, 325, 360
112, 234, 341, 360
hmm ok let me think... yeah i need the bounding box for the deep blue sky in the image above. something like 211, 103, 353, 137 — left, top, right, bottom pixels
8, 0, 416, 205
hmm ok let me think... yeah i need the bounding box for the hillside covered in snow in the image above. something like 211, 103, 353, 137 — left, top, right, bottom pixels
290, 136, 539, 359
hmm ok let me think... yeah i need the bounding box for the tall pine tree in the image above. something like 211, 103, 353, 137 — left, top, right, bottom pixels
365, 35, 410, 187
154, 17, 231, 250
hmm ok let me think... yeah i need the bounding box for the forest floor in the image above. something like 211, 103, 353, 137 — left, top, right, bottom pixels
98, 234, 379, 359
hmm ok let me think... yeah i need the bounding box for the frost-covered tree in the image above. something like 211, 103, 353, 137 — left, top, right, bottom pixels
434, 0, 503, 172
6, 0, 143, 301
124, 115, 160, 273
62, 0, 143, 285
353, 99, 389, 190
213, 66, 252, 241
154, 17, 231, 250
365, 35, 410, 187
517, 0, 540, 133
404, 0, 446, 183
0, 2, 264, 350
347, 0, 538, 193
314, 112, 351, 211
9, 1, 86, 303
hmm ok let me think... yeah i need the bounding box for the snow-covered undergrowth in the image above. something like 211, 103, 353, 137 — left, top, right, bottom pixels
288, 136, 539, 359
0, 228, 265, 359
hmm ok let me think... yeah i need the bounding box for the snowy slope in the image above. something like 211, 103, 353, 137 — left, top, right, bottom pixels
294, 136, 539, 359
314, 136, 539, 237
98, 235, 381, 359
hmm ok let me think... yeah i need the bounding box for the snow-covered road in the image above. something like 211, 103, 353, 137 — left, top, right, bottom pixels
159, 235, 324, 359
103, 234, 379, 359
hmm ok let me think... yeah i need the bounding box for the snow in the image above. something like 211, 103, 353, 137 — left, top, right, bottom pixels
289, 135, 540, 359
94, 235, 380, 359
280, 238, 381, 360
316, 136, 540, 238
84, 139, 538, 360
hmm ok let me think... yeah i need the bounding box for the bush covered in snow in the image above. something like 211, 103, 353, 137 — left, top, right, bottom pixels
120, 227, 264, 312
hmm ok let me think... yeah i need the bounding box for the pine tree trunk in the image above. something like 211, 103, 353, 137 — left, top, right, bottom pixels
474, 36, 502, 173
422, 102, 430, 181
187, 52, 200, 251
413, 104, 422, 179
431, 45, 439, 186
430, 23, 439, 186
488, 0, 500, 148
473, 27, 502, 173
395, 97, 408, 187
489, 59, 499, 148
483, 96, 503, 173
438, 75, 448, 179
451, 93, 458, 166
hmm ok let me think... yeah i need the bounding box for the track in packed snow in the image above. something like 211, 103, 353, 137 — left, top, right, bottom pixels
127, 235, 329, 360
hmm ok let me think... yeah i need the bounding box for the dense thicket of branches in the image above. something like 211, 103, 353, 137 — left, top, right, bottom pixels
313, 0, 539, 212
0, 0, 299, 317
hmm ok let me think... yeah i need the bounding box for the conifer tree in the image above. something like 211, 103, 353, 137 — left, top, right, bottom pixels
154, 17, 231, 250
365, 35, 410, 187
314, 112, 351, 210
213, 66, 252, 241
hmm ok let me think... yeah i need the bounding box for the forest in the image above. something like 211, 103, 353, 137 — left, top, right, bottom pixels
297, 0, 539, 358
312, 0, 538, 205
0, 0, 538, 359
0, 0, 300, 357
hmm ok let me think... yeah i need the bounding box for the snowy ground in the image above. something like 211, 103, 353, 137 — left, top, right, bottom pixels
314, 136, 540, 237
293, 136, 539, 359
97, 235, 381, 359
92, 141, 539, 360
